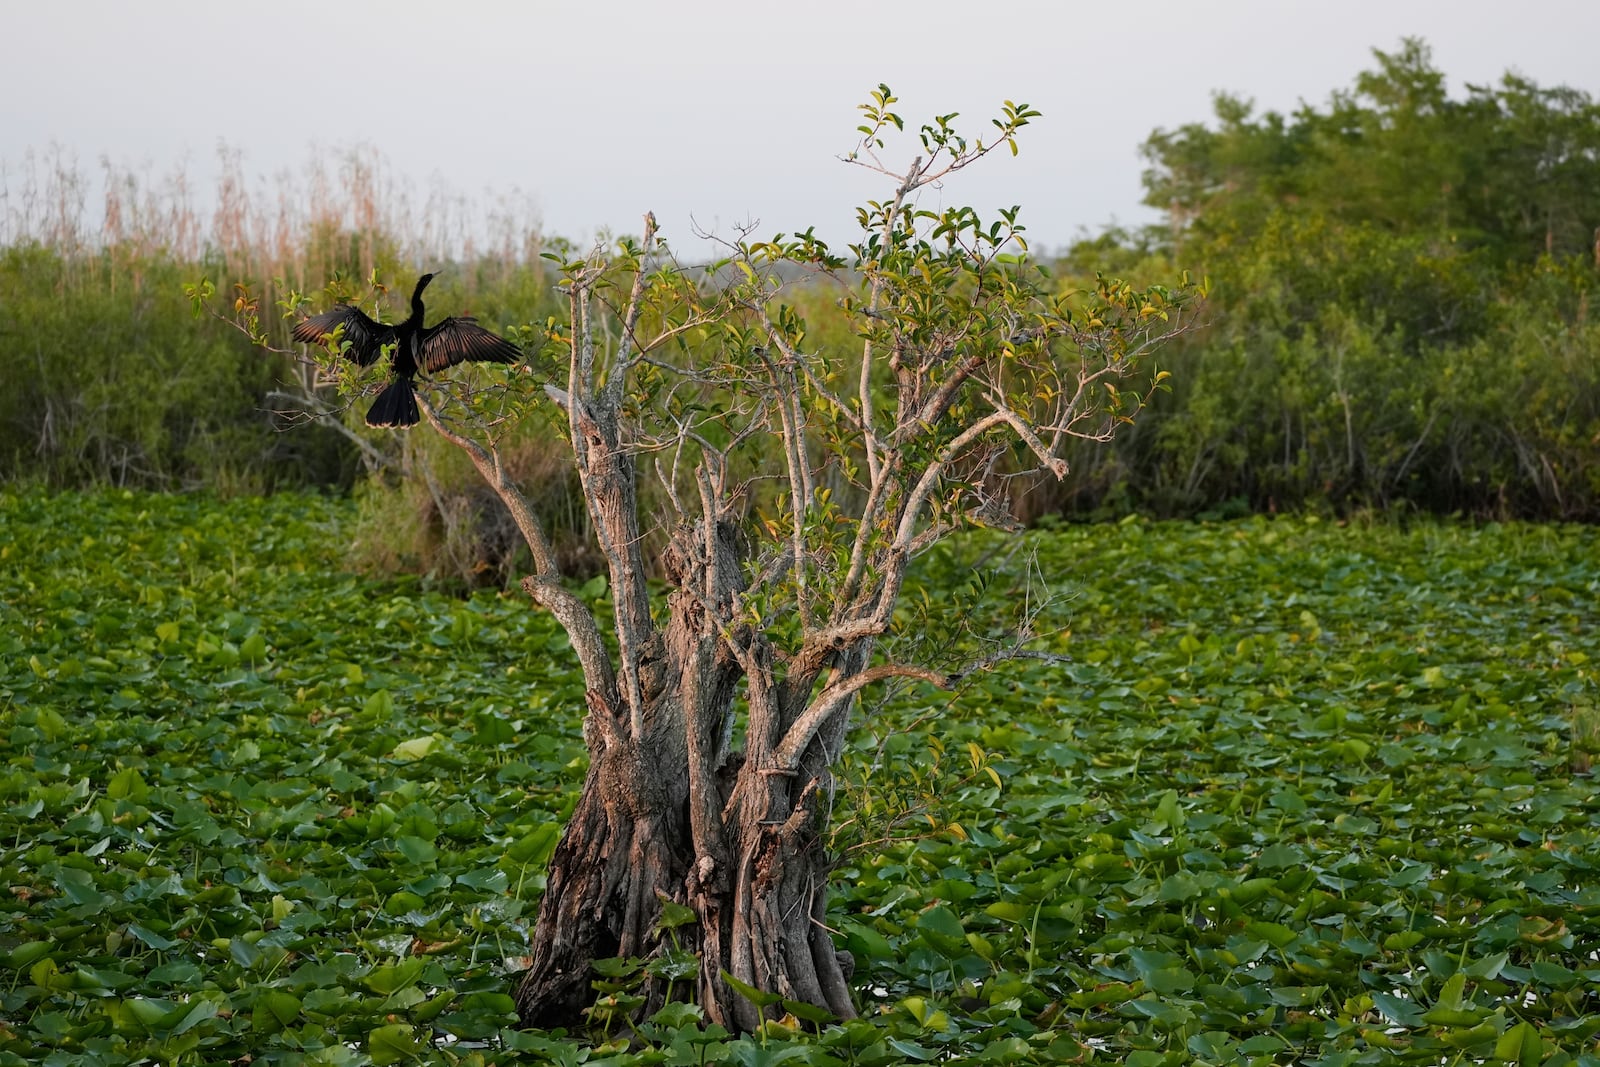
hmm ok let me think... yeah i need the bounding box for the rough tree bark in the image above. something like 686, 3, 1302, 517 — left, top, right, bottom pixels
510, 518, 862, 1030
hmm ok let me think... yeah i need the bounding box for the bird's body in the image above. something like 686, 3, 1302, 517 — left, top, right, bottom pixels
292, 272, 520, 428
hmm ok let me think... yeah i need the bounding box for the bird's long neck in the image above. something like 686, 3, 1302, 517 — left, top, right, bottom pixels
408, 276, 431, 321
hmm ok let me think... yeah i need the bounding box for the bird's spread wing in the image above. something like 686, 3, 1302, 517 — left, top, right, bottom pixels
292, 306, 395, 366
417, 317, 521, 373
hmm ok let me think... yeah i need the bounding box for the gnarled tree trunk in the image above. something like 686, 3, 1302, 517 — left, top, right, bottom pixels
513, 721, 691, 1027
514, 520, 859, 1031
512, 726, 856, 1032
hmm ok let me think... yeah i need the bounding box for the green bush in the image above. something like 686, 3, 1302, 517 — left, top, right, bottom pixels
0, 245, 352, 491
1040, 39, 1600, 520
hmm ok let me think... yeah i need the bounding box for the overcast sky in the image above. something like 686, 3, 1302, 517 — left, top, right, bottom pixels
5, 0, 1598, 255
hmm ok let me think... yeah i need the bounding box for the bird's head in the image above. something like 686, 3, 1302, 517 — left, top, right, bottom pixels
413, 272, 439, 299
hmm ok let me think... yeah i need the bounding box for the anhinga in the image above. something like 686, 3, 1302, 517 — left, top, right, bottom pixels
292, 272, 520, 428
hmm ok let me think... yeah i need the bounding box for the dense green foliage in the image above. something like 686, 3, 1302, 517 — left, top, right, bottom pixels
0, 246, 353, 492
1057, 40, 1600, 520
6, 41, 1598, 531
3, 491, 1597, 1064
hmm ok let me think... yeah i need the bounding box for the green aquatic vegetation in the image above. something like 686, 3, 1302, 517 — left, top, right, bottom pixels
1, 493, 1597, 1064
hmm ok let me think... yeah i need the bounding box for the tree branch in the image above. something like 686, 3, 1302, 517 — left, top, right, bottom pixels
416, 393, 622, 715
546, 348, 657, 743
603, 212, 656, 411
772, 662, 950, 773
262, 388, 396, 472
751, 343, 816, 628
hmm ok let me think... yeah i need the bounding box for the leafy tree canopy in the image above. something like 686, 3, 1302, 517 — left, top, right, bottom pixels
1143, 38, 1600, 267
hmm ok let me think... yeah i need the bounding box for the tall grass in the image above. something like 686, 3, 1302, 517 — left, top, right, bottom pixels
1, 143, 544, 297
0, 144, 552, 498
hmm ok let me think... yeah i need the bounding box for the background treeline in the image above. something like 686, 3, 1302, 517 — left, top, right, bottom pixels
3, 40, 1598, 575
1049, 39, 1600, 520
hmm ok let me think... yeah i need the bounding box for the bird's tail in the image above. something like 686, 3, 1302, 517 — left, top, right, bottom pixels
366, 378, 420, 429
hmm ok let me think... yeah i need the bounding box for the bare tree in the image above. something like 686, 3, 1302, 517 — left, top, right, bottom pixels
209, 88, 1199, 1032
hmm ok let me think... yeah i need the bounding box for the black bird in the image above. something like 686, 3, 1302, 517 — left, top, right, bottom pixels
292, 272, 520, 428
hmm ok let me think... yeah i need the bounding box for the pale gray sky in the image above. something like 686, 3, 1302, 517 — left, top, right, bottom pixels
4, 0, 1598, 253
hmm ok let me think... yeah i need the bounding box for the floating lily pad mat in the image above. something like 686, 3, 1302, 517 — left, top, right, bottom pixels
2, 491, 1597, 1065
